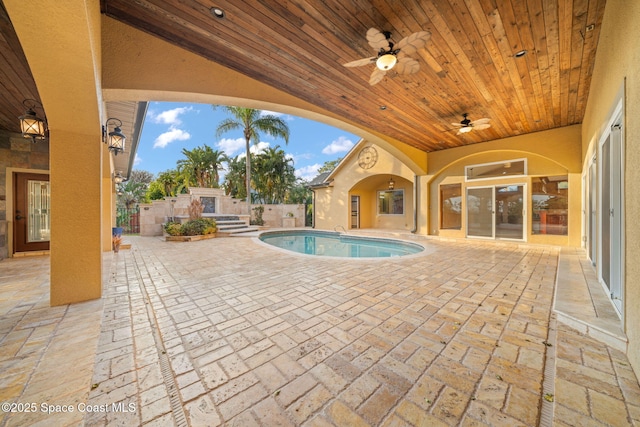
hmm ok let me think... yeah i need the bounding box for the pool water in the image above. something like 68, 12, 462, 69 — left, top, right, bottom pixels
259, 230, 424, 258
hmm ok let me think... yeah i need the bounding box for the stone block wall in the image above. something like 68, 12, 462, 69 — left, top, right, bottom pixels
139, 187, 305, 236
0, 130, 50, 260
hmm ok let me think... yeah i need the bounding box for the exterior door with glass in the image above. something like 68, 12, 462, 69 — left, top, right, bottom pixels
467, 185, 525, 240
14, 173, 50, 252
350, 196, 360, 229
600, 123, 623, 313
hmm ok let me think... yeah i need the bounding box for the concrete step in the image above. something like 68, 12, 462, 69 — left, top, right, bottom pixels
217, 226, 260, 236
217, 224, 251, 230
216, 220, 247, 226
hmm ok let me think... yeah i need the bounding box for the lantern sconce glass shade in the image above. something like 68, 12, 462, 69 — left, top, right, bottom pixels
113, 171, 124, 184
103, 118, 126, 156
19, 99, 47, 143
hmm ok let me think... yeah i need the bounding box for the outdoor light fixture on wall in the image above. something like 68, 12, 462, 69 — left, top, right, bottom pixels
113, 171, 124, 184
103, 118, 126, 156
19, 99, 48, 142
388, 177, 395, 190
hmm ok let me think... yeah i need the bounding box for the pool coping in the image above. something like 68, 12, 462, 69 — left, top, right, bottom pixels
254, 229, 433, 261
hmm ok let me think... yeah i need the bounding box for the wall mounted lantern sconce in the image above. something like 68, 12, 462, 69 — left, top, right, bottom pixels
388, 177, 395, 190
103, 118, 126, 156
19, 99, 48, 143
113, 171, 124, 184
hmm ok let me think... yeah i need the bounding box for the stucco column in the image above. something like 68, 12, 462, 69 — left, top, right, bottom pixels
50, 130, 103, 305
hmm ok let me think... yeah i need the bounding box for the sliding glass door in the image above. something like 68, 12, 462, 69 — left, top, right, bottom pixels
467, 187, 493, 238
467, 185, 525, 240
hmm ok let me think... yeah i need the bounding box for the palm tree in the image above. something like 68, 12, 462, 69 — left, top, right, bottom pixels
215, 107, 290, 214
157, 170, 179, 196
253, 145, 296, 204
177, 145, 228, 188
223, 156, 247, 199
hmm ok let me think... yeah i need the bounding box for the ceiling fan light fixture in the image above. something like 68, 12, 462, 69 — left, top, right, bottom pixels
376, 53, 397, 70
459, 126, 473, 133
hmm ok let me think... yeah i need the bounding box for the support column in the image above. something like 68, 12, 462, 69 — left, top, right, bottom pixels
50, 130, 103, 305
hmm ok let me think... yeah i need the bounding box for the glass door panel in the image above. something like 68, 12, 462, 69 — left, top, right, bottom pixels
28, 180, 51, 242
589, 159, 597, 265
467, 187, 493, 238
14, 173, 50, 253
495, 185, 524, 240
350, 196, 359, 229
601, 135, 611, 290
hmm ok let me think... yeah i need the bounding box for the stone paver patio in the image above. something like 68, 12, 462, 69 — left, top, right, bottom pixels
1, 235, 638, 426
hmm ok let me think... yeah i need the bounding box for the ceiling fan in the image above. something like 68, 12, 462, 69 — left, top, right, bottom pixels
343, 28, 430, 85
451, 114, 491, 135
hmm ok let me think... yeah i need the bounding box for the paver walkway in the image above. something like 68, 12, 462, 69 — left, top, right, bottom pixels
1, 235, 639, 426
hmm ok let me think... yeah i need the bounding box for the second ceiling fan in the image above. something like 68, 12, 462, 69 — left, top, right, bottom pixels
451, 114, 491, 135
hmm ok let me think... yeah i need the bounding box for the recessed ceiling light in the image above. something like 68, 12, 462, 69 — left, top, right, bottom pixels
210, 7, 225, 19
514, 50, 527, 58
380, 105, 387, 110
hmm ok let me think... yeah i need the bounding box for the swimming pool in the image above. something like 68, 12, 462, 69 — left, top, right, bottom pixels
258, 230, 424, 258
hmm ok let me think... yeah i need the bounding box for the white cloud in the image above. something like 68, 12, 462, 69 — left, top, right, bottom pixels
216, 137, 246, 156
134, 153, 142, 166
153, 127, 191, 148
152, 106, 194, 126
260, 109, 283, 117
250, 141, 270, 155
221, 140, 271, 158
295, 163, 322, 181
322, 136, 354, 154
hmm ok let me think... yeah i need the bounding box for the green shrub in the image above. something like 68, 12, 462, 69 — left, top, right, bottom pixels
164, 221, 182, 236
179, 218, 217, 236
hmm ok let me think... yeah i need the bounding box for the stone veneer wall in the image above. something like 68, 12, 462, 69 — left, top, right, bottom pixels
139, 187, 305, 236
0, 130, 50, 260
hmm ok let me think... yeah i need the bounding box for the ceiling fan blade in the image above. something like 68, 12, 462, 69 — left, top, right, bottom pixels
366, 28, 390, 50
473, 123, 491, 130
395, 31, 431, 56
450, 123, 464, 127
343, 57, 376, 67
395, 57, 420, 74
369, 68, 386, 85
471, 118, 491, 125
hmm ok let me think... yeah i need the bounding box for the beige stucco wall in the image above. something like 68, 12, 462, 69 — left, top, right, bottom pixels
580, 0, 640, 375
314, 142, 416, 231
424, 126, 582, 246
319, 127, 582, 245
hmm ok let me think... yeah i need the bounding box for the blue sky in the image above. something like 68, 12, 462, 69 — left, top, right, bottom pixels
134, 102, 361, 182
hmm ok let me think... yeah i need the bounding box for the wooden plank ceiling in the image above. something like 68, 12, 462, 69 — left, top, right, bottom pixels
100, 0, 606, 152
1, 1, 607, 154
